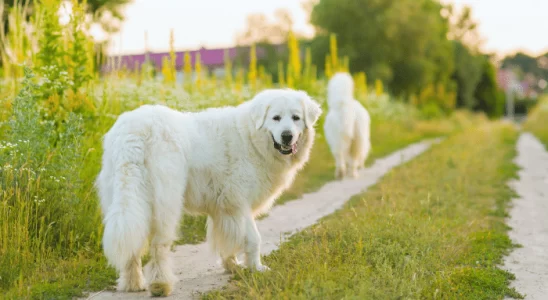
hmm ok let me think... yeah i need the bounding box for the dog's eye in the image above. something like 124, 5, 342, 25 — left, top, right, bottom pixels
292, 115, 300, 121
273, 115, 281, 121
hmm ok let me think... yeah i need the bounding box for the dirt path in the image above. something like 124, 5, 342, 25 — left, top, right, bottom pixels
86, 139, 438, 299
504, 133, 548, 299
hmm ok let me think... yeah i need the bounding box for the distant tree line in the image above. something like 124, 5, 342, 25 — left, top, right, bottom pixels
238, 1, 512, 117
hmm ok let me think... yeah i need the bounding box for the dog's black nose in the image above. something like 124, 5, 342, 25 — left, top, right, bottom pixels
281, 131, 293, 144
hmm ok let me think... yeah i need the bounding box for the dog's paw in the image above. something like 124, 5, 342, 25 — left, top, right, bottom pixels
335, 168, 345, 180
117, 281, 146, 293
252, 264, 271, 272
149, 282, 172, 297
223, 256, 243, 274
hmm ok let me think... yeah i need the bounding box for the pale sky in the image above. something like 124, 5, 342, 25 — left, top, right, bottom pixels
105, 0, 548, 57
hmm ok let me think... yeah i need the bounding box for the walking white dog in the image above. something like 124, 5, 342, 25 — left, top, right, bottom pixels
324, 72, 371, 179
96, 89, 322, 297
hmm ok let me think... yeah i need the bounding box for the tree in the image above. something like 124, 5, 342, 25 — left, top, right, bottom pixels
235, 9, 294, 45
501, 52, 548, 95
474, 58, 504, 117
445, 5, 483, 49
502, 52, 542, 78
234, 9, 297, 83
446, 4, 485, 109
310, 0, 454, 96
451, 40, 483, 109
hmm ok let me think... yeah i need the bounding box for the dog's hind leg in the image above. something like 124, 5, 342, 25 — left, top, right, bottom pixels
347, 123, 371, 178
144, 169, 185, 297
346, 137, 360, 178
118, 248, 147, 292
99, 137, 150, 293
335, 138, 352, 179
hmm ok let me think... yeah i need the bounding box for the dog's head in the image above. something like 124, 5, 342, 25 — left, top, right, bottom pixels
250, 89, 322, 155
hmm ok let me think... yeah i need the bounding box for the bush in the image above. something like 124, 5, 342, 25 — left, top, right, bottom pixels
410, 83, 457, 118
514, 97, 538, 115
420, 102, 445, 119
474, 59, 505, 118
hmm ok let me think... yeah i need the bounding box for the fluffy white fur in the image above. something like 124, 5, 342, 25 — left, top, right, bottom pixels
96, 89, 322, 296
324, 72, 371, 179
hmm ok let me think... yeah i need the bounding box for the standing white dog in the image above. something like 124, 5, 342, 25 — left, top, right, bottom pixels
324, 72, 371, 179
96, 89, 322, 297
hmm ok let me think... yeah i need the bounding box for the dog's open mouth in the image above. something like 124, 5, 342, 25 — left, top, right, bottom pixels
272, 135, 297, 155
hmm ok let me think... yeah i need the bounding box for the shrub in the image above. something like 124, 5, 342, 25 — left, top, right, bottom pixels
474, 59, 505, 118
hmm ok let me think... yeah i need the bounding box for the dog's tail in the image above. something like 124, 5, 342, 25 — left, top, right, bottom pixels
327, 72, 354, 109
98, 132, 151, 271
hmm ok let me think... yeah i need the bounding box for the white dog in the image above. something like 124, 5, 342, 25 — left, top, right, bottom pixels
96, 89, 322, 296
323, 72, 371, 179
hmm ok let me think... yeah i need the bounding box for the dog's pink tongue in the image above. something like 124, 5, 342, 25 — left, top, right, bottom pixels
291, 144, 297, 154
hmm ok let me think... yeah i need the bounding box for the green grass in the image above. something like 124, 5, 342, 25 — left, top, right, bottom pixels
523, 95, 548, 148
204, 122, 522, 300
2, 255, 116, 300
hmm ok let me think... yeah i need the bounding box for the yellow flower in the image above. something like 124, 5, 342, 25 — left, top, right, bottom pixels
330, 34, 338, 71
288, 31, 301, 82
375, 79, 384, 96
248, 44, 257, 90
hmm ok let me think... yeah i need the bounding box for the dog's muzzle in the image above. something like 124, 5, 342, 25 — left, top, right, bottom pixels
272, 134, 297, 155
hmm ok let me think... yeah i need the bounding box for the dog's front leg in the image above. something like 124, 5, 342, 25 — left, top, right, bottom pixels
244, 214, 270, 272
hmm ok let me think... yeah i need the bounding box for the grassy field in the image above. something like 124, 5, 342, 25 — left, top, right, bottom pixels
523, 95, 548, 147
205, 122, 522, 299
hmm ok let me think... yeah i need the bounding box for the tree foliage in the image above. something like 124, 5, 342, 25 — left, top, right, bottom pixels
310, 0, 454, 96
474, 58, 505, 117
235, 9, 294, 45
451, 41, 483, 109
502, 52, 548, 94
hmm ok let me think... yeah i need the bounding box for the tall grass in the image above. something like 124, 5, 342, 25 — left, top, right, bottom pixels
523, 95, 548, 147
0, 67, 97, 292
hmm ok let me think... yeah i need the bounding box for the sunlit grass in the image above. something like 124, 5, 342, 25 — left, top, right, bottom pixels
523, 95, 548, 148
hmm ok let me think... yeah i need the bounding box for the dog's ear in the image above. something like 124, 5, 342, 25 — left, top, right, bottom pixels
250, 96, 271, 130
301, 92, 322, 128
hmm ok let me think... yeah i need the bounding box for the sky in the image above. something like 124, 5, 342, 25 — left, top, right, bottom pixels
103, 0, 315, 54
104, 0, 548, 57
